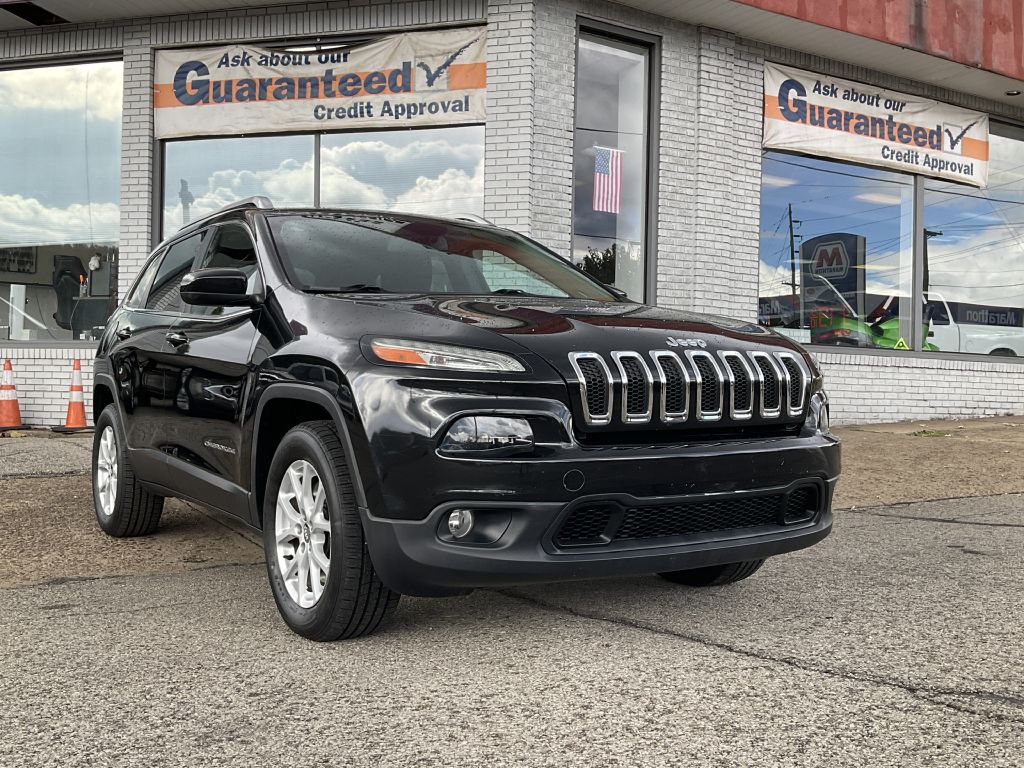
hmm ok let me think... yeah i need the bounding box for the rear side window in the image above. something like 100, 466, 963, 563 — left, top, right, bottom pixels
145, 232, 208, 312
124, 251, 163, 309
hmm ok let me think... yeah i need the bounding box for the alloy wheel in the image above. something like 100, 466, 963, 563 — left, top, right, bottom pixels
95, 425, 118, 518
275, 459, 331, 608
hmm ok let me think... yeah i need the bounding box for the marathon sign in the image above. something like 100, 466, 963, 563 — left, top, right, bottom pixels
800, 233, 867, 320
154, 28, 487, 139
764, 63, 989, 187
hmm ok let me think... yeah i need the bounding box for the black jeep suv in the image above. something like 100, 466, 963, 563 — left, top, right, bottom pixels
92, 197, 840, 640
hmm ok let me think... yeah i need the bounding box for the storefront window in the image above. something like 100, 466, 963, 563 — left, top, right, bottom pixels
758, 152, 915, 350
572, 32, 651, 301
321, 126, 483, 215
163, 135, 316, 235
162, 126, 484, 237
0, 60, 122, 342
921, 124, 1024, 357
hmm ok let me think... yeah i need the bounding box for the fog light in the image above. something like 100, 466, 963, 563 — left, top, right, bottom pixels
439, 416, 534, 455
447, 509, 475, 539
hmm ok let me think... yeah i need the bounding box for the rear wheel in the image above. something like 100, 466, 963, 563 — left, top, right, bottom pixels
658, 559, 765, 587
263, 421, 398, 640
92, 405, 164, 537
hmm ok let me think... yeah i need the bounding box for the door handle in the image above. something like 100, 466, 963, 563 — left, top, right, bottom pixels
116, 327, 133, 340
166, 331, 189, 347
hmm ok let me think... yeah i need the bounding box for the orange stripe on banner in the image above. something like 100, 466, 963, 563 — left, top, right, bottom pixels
447, 62, 487, 90
764, 95, 989, 162
153, 67, 415, 108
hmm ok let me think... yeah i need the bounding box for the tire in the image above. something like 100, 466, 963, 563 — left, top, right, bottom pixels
658, 559, 765, 587
92, 404, 164, 537
263, 420, 399, 641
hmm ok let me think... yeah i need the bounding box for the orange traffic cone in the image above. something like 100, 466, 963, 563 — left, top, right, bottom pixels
0, 359, 23, 430
55, 358, 88, 432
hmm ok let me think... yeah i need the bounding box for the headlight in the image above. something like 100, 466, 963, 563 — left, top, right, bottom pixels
369, 338, 525, 373
439, 416, 534, 455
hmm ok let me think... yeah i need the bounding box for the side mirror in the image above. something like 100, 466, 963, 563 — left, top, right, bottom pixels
181, 268, 261, 307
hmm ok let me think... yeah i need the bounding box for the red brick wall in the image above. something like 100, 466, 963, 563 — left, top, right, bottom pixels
735, 0, 1024, 81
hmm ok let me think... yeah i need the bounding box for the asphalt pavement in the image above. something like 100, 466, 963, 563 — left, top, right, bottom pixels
1, 429, 1022, 766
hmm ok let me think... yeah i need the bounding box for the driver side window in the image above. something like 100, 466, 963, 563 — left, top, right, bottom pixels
191, 223, 262, 316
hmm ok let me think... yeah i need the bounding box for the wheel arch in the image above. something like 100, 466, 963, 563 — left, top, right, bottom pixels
250, 384, 369, 528
92, 373, 118, 424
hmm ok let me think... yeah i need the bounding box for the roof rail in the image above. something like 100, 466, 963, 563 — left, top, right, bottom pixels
178, 196, 275, 232
449, 213, 494, 226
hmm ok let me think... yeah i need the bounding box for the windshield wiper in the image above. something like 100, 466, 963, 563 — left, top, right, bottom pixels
489, 288, 540, 297
306, 284, 390, 294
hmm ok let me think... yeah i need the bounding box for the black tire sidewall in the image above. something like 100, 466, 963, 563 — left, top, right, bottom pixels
263, 426, 350, 638
92, 405, 129, 536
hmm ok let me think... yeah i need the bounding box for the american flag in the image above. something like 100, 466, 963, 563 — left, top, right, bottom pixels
593, 146, 623, 214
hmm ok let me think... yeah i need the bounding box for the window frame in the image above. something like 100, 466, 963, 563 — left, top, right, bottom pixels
572, 19, 661, 304
0, 55, 125, 346
138, 229, 213, 316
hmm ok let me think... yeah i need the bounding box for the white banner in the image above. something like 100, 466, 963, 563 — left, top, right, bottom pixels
154, 28, 487, 139
764, 63, 989, 187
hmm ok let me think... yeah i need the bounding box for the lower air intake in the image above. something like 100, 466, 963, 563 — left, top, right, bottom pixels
554, 485, 822, 547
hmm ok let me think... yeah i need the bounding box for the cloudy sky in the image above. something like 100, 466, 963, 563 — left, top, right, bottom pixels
0, 60, 122, 247
759, 137, 1024, 314
162, 126, 484, 234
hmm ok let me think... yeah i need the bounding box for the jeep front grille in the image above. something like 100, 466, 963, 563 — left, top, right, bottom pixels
568, 349, 807, 426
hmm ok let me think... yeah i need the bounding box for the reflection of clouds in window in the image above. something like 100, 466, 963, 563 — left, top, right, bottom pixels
0, 61, 122, 122
163, 128, 485, 235
0, 195, 119, 247
925, 129, 1024, 308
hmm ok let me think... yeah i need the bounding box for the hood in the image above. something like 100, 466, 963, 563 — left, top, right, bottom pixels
346, 295, 802, 358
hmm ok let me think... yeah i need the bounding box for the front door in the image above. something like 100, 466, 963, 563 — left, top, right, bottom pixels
163, 221, 263, 516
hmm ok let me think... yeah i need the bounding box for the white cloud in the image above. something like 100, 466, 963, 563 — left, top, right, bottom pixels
762, 174, 798, 188
0, 61, 122, 122
854, 192, 905, 205
164, 143, 485, 231
0, 194, 118, 247
393, 163, 484, 216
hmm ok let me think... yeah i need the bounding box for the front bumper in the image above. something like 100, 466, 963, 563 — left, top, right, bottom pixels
361, 436, 840, 596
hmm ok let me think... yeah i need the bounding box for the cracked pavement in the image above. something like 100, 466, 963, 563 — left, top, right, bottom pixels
1, 424, 1023, 765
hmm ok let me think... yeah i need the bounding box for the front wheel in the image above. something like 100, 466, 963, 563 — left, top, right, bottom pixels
658, 559, 765, 587
92, 405, 164, 537
263, 421, 398, 640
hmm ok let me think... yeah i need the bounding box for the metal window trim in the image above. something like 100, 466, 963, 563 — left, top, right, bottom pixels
684, 349, 724, 422
749, 350, 784, 418
610, 350, 654, 424
568, 351, 614, 426
573, 19, 660, 304
649, 350, 689, 423
717, 350, 755, 421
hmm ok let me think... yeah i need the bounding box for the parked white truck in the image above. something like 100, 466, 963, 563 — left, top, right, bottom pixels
926, 293, 1024, 356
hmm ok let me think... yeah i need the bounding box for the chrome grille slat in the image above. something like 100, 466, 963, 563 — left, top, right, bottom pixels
718, 351, 754, 420
611, 351, 654, 423
570, 349, 807, 427
650, 351, 689, 422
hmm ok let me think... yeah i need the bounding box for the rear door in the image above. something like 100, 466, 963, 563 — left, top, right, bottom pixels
163, 220, 263, 514
111, 232, 210, 456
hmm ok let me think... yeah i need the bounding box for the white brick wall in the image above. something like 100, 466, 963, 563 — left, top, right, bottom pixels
0, 349, 93, 428
818, 351, 1024, 425
4, 0, 1024, 427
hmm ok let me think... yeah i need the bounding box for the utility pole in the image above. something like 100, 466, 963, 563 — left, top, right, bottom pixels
787, 203, 801, 299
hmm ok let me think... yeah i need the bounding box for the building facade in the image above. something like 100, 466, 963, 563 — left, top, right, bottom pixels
1, 0, 1023, 426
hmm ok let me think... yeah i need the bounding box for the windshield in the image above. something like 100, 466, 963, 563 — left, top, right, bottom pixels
266, 212, 616, 301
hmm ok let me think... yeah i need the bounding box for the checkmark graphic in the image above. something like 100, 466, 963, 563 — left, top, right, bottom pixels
416, 36, 480, 87
944, 119, 979, 151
